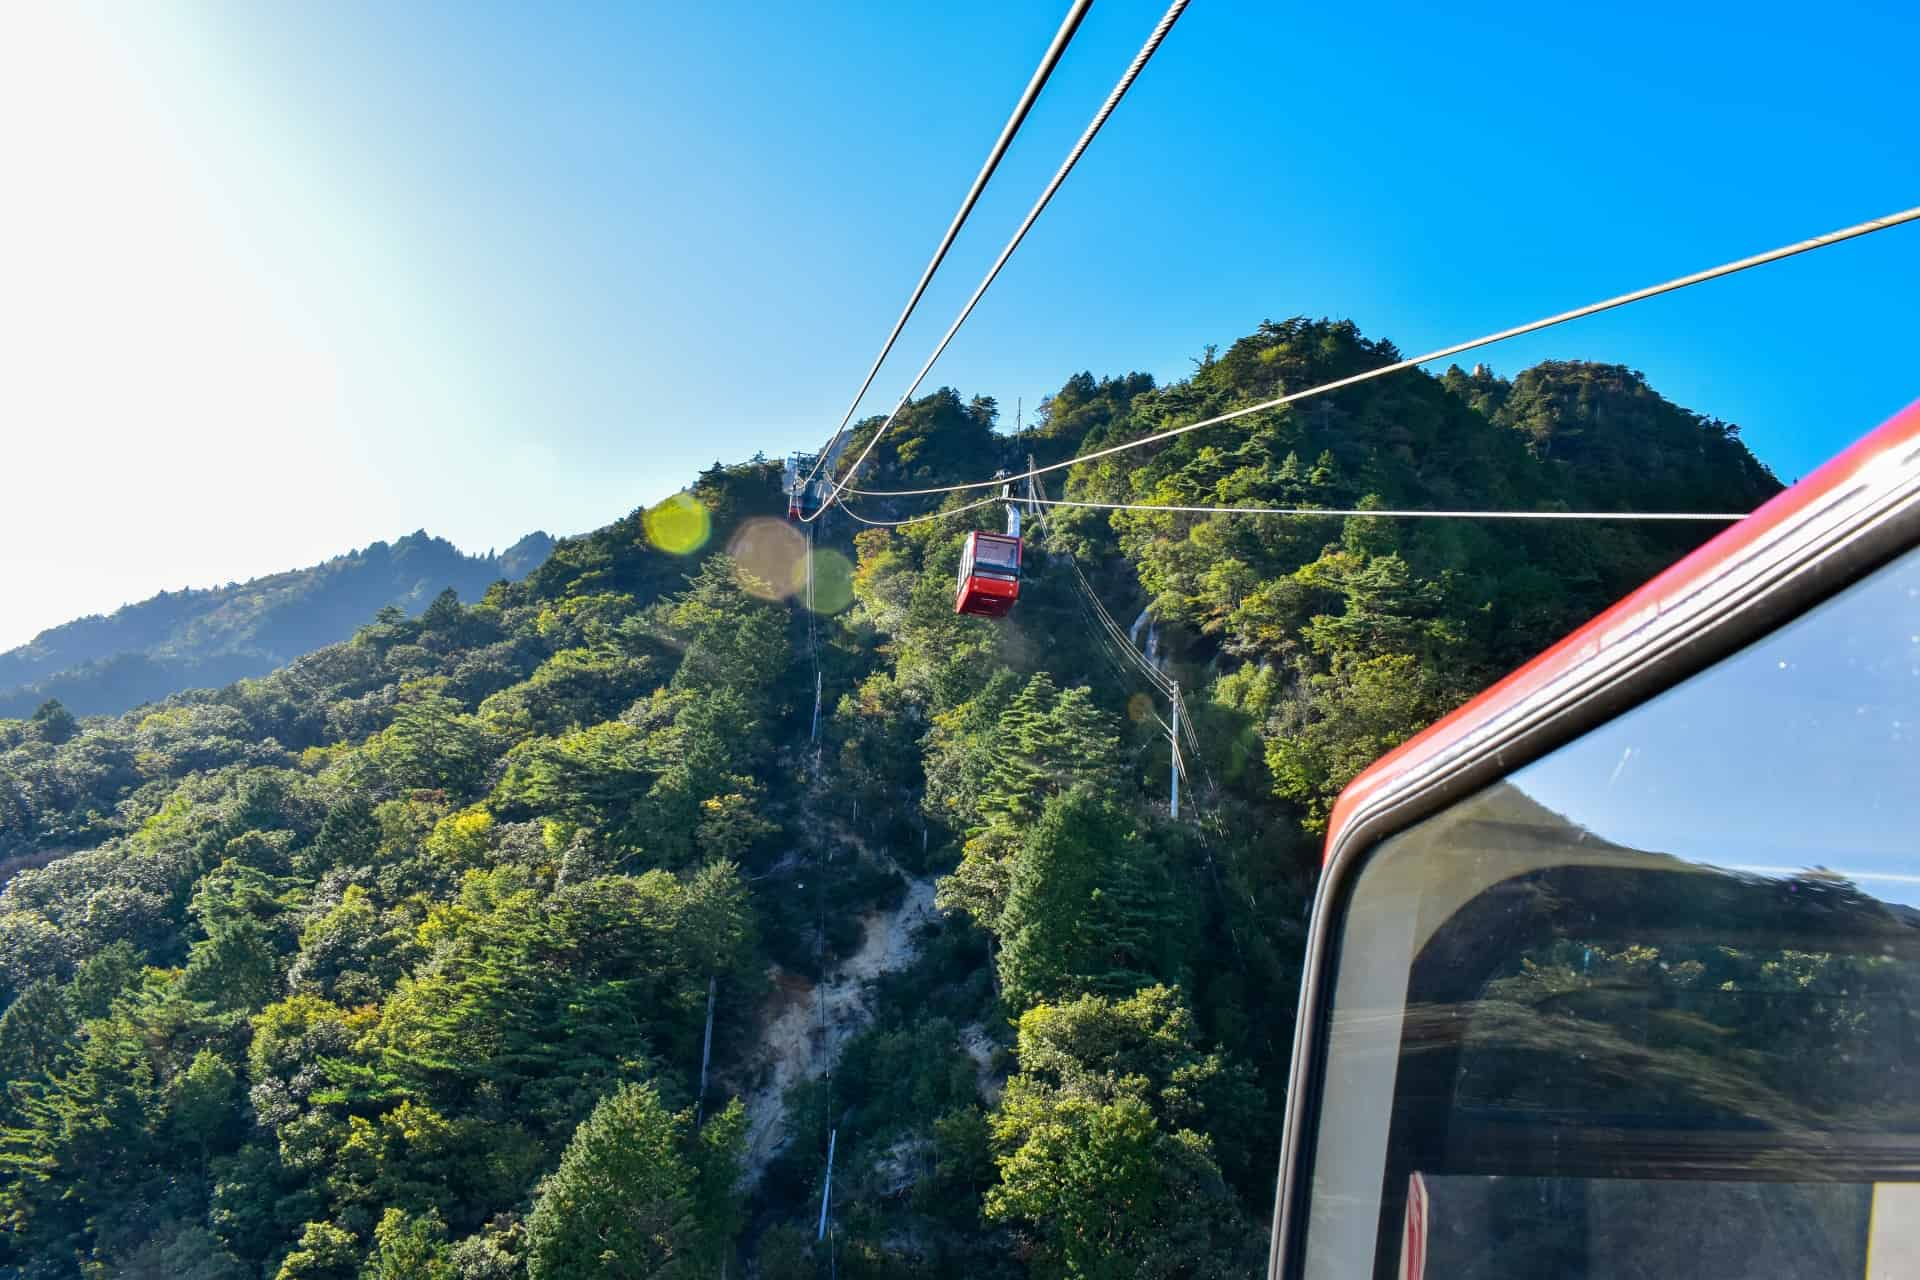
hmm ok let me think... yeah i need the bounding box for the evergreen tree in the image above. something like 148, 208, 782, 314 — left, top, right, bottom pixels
996, 790, 1184, 1010
0, 980, 77, 1122
523, 1081, 740, 1280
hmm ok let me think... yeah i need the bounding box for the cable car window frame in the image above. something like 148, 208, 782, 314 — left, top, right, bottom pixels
1266, 417, 1920, 1280
970, 532, 1022, 576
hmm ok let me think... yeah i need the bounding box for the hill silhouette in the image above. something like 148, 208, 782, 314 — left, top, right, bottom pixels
0, 530, 554, 717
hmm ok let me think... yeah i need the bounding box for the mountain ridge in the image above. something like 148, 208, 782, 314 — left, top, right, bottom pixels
0, 529, 556, 718
0, 322, 1794, 1278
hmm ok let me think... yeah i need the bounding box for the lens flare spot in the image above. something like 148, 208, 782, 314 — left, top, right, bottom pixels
796, 547, 856, 614
644, 492, 711, 555
727, 518, 806, 600
1127, 693, 1154, 723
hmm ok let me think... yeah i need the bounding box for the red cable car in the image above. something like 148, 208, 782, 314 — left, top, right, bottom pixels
1267, 399, 1920, 1280
955, 530, 1022, 616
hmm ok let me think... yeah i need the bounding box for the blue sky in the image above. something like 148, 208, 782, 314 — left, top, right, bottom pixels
3, 0, 1916, 649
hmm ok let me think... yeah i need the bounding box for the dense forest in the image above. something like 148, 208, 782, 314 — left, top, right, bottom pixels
0, 532, 556, 721
0, 318, 1780, 1279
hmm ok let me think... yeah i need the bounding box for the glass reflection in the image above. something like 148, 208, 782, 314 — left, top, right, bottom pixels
1300, 546, 1920, 1279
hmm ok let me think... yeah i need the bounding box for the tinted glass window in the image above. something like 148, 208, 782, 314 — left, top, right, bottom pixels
1299, 546, 1920, 1279
973, 536, 1021, 572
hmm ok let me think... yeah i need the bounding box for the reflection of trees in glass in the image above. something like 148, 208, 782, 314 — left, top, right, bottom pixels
1413, 858, 1920, 1150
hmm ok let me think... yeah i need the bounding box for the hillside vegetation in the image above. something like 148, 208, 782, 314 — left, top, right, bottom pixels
0, 318, 1779, 1279
0, 532, 556, 720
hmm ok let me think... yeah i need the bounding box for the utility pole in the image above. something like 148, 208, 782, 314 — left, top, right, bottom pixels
1169, 680, 1181, 820
695, 974, 716, 1125
817, 1128, 838, 1241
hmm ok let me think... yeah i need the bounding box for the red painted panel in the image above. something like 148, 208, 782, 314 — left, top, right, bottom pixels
1324, 398, 1920, 859
956, 574, 1019, 617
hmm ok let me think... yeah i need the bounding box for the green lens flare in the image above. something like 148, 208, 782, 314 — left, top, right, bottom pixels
795, 547, 855, 614
644, 493, 711, 555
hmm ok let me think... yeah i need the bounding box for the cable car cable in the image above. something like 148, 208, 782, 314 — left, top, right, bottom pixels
806, 0, 1193, 521
794, 0, 1095, 495
844, 205, 1920, 501
1051, 531, 1170, 692
1029, 472, 1175, 693
840, 491, 1750, 527
1030, 496, 1749, 521
1031, 481, 1241, 952
1070, 559, 1172, 692
1024, 479, 1154, 689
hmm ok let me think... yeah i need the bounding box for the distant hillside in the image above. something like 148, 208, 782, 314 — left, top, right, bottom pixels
0, 529, 555, 717
0, 321, 1793, 1278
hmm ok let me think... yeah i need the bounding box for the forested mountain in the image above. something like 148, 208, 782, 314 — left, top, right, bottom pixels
0, 318, 1780, 1279
0, 532, 556, 721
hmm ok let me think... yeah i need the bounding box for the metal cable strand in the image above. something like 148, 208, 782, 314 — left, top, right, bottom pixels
807, 0, 1193, 520
1031, 472, 1174, 692
1172, 683, 1223, 806
795, 0, 1094, 492
846, 205, 1920, 500
836, 492, 1005, 527
1071, 560, 1172, 691
1035, 497, 1748, 520
840, 492, 1748, 526
1072, 567, 1152, 693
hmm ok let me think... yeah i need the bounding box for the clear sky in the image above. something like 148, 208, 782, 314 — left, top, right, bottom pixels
3, 0, 1916, 650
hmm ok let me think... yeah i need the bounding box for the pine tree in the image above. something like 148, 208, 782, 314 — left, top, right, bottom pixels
523, 1081, 739, 1280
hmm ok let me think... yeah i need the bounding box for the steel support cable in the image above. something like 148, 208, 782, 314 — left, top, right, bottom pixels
1056, 550, 1151, 694
806, 0, 1193, 521
845, 205, 1920, 501
1046, 524, 1171, 695
1037, 473, 1253, 849
1075, 564, 1173, 692
1041, 503, 1143, 691
1025, 479, 1154, 689
1039, 486, 1237, 941
838, 492, 1005, 528
1172, 683, 1224, 812
1061, 543, 1165, 684
1074, 574, 1150, 693
840, 491, 1750, 526
1037, 496, 1748, 520
1030, 475, 1174, 693
795, 0, 1095, 493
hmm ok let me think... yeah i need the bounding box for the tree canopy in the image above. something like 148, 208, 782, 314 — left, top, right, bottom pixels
0, 322, 1784, 1278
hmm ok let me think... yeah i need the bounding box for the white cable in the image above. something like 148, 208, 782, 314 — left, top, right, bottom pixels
1031, 497, 1747, 521
837, 492, 1005, 527
1071, 561, 1173, 692
846, 205, 1920, 500
1030, 471, 1175, 692
807, 0, 1193, 520
795, 0, 1094, 493
840, 493, 1747, 526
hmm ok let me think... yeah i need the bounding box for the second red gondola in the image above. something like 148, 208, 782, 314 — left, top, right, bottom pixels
955, 531, 1022, 616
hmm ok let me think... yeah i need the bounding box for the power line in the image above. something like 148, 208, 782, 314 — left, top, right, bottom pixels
845, 205, 1920, 501
807, 0, 1193, 520
795, 0, 1094, 494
